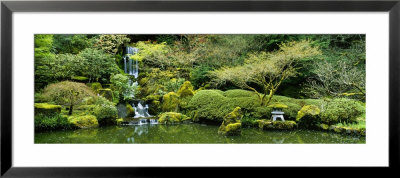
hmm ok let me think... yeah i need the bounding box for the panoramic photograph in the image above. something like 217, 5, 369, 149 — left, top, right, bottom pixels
34, 34, 366, 144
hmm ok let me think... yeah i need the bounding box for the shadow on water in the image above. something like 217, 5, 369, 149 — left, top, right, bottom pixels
35, 123, 366, 144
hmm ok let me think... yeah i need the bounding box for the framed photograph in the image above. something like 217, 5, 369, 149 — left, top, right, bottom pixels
1, 0, 399, 177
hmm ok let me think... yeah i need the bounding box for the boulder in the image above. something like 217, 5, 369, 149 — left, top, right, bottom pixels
218, 107, 243, 136
34, 103, 62, 115
126, 103, 135, 117
158, 112, 190, 124
296, 105, 320, 129
257, 119, 297, 130
68, 115, 98, 129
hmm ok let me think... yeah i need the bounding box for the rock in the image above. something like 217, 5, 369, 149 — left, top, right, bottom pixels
296, 105, 320, 129
162, 92, 180, 112
126, 103, 135, 117
319, 123, 329, 130
218, 107, 243, 136
68, 115, 98, 129
98, 88, 113, 101
158, 112, 190, 124
177, 81, 195, 97
257, 119, 297, 130
34, 103, 62, 115
272, 121, 297, 129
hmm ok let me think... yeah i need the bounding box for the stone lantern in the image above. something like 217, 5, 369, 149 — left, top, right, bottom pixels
267, 103, 288, 122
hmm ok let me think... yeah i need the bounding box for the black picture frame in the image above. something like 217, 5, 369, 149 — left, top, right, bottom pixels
1, 0, 399, 177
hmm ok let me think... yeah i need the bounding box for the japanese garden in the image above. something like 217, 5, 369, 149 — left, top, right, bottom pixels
34, 34, 366, 143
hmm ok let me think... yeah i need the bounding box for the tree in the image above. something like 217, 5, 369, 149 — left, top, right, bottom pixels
304, 60, 365, 100
93, 35, 131, 55
78, 48, 119, 83
211, 40, 321, 106
42, 81, 96, 115
34, 34, 55, 90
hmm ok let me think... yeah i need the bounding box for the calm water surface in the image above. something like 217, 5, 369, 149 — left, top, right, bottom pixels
35, 123, 365, 144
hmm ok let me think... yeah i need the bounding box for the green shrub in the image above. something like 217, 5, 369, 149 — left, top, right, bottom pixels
320, 98, 364, 124
68, 114, 98, 129
224, 89, 255, 98
188, 90, 261, 122
188, 90, 229, 122
35, 113, 74, 131
91, 97, 118, 125
162, 92, 180, 112
177, 81, 195, 97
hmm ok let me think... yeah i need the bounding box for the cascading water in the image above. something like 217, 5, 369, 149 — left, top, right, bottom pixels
120, 46, 156, 125
124, 47, 139, 78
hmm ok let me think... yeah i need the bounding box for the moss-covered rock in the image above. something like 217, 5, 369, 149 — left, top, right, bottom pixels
126, 104, 135, 117
319, 123, 329, 130
34, 103, 62, 115
116, 118, 124, 125
296, 105, 320, 129
177, 81, 195, 97
257, 119, 297, 130
98, 88, 114, 101
218, 107, 243, 136
158, 112, 190, 124
162, 92, 180, 112
68, 115, 98, 129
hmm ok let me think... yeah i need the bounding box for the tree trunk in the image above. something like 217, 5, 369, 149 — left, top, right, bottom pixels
68, 105, 73, 115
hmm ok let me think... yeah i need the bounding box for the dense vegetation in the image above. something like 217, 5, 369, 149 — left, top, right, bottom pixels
34, 34, 366, 139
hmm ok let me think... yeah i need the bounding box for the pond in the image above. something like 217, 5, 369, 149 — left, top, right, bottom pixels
35, 123, 365, 144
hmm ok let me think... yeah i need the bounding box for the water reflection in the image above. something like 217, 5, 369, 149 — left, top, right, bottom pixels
35, 123, 366, 144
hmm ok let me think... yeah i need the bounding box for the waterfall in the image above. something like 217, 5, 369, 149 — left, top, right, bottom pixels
132, 102, 151, 118
124, 47, 139, 78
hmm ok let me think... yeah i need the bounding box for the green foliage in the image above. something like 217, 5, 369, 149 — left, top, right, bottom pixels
130, 41, 170, 69
91, 97, 118, 125
78, 48, 119, 83
42, 81, 96, 115
177, 81, 195, 97
224, 89, 256, 98
188, 90, 260, 122
190, 65, 213, 88
110, 74, 137, 101
94, 35, 130, 55
162, 92, 180, 112
164, 78, 186, 93
68, 114, 98, 129
210, 40, 321, 106
320, 98, 364, 124
34, 35, 56, 90
35, 113, 74, 131
53, 34, 91, 54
